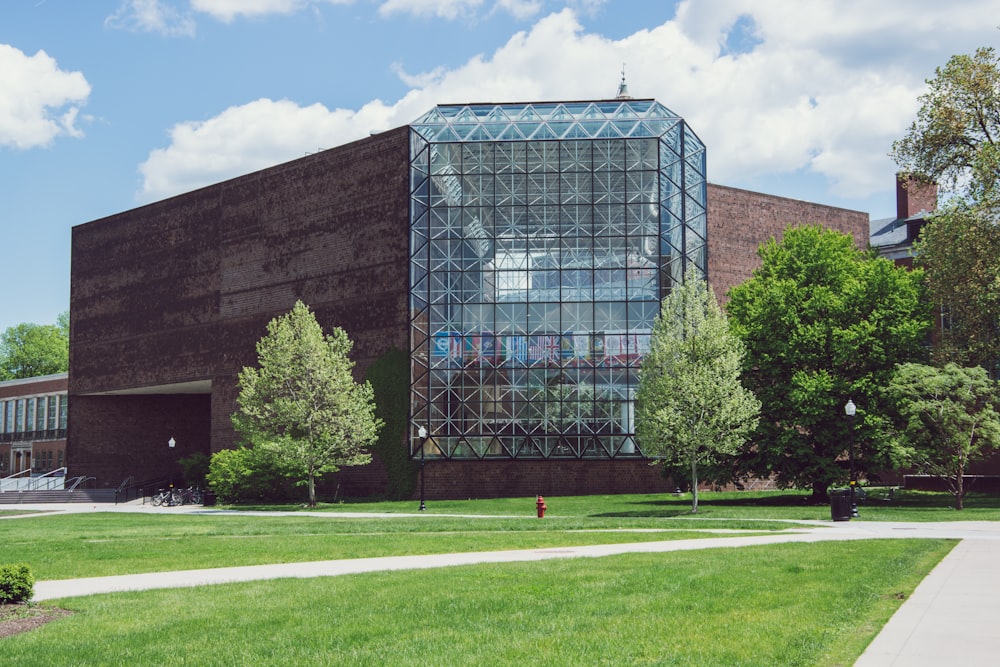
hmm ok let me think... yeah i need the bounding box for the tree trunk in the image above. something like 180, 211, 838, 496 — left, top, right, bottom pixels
308, 474, 316, 508
954, 467, 964, 511
691, 457, 699, 514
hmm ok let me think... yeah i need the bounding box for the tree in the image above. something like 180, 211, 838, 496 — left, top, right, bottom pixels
891, 45, 1000, 378
726, 225, 932, 501
913, 202, 1000, 376
636, 270, 760, 513
233, 301, 380, 507
888, 362, 1000, 510
0, 317, 69, 380
890, 46, 1000, 203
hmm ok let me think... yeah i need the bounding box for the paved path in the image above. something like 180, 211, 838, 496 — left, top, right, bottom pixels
9, 503, 1000, 665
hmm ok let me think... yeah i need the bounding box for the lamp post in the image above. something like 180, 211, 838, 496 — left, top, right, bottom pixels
417, 425, 427, 512
844, 400, 858, 518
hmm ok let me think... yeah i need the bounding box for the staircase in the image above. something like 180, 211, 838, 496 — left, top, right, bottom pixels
0, 489, 118, 504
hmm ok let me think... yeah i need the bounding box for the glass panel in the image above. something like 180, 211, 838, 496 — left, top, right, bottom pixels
409, 105, 705, 459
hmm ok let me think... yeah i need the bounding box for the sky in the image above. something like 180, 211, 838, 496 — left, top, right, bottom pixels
1, 0, 999, 334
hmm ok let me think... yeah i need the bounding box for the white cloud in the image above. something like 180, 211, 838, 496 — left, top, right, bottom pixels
0, 45, 91, 150
494, 0, 543, 20
137, 1, 1000, 202
378, 0, 485, 20
191, 0, 353, 22
138, 98, 396, 199
105, 0, 197, 37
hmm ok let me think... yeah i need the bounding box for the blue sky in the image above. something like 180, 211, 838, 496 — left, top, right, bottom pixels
2, 0, 999, 333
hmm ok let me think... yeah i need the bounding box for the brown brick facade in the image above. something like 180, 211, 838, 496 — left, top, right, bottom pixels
70, 128, 411, 487
707, 184, 869, 302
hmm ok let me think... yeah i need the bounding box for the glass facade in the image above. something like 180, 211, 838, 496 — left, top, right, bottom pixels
408, 100, 706, 459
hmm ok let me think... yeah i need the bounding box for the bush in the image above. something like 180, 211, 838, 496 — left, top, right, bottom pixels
206, 446, 292, 504
0, 564, 34, 604
177, 452, 210, 487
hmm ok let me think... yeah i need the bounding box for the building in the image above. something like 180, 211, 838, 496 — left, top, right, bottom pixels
0, 373, 68, 478
69, 98, 867, 498
869, 174, 938, 266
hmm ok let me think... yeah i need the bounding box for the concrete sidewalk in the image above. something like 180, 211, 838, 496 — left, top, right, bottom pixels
13, 505, 1000, 665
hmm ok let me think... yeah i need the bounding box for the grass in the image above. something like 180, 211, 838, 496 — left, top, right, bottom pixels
242, 488, 1000, 521
3, 539, 953, 666
3, 488, 993, 580
1, 512, 784, 580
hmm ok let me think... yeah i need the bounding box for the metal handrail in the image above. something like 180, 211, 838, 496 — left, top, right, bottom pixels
24, 467, 68, 491
115, 476, 135, 505
66, 476, 95, 492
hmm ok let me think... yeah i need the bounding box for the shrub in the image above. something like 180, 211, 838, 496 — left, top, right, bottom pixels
177, 452, 210, 487
206, 446, 292, 504
0, 564, 34, 604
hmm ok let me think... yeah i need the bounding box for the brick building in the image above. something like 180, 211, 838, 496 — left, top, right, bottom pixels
69, 99, 867, 498
0, 373, 68, 479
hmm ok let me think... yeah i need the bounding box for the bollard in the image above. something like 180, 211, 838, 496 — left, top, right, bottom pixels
536, 495, 547, 518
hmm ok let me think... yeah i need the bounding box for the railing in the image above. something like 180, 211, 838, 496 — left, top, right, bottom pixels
66, 476, 96, 492
0, 469, 33, 492
24, 467, 68, 491
0, 428, 67, 444
137, 479, 172, 504
115, 476, 135, 504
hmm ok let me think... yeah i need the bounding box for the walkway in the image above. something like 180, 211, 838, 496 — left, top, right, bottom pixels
10, 504, 1000, 665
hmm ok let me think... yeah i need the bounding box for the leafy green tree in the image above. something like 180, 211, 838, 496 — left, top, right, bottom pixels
727, 225, 932, 501
913, 202, 1000, 377
0, 317, 69, 380
891, 46, 1000, 377
636, 270, 760, 513
233, 301, 380, 507
888, 362, 1000, 510
890, 46, 1000, 203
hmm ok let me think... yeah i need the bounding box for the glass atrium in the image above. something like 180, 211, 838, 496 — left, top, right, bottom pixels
408, 100, 706, 460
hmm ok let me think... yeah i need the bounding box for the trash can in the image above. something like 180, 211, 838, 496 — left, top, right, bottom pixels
830, 489, 852, 521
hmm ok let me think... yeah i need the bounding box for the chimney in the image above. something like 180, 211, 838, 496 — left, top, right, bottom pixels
896, 173, 938, 220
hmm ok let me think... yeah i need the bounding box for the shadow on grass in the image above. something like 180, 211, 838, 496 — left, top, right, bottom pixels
591, 490, 1000, 518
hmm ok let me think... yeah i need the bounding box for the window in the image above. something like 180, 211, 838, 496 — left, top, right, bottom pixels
409, 101, 707, 460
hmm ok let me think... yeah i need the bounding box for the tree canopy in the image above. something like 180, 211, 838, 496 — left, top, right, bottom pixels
890, 46, 1000, 203
913, 201, 1000, 376
232, 301, 380, 506
888, 362, 1000, 509
0, 315, 69, 381
636, 271, 760, 512
726, 225, 932, 499
891, 45, 1000, 378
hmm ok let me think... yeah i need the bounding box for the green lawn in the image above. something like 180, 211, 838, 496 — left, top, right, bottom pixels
2, 512, 787, 580
4, 539, 953, 666
242, 488, 1000, 521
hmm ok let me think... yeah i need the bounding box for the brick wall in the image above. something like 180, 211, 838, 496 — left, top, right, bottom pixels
69, 128, 411, 485
419, 459, 669, 499
706, 184, 869, 302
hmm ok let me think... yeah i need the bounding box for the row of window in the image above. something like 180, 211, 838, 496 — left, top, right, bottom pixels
1, 393, 67, 435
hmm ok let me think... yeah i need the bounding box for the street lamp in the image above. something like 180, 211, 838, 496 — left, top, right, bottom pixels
168, 437, 176, 448
844, 399, 858, 518
417, 425, 427, 512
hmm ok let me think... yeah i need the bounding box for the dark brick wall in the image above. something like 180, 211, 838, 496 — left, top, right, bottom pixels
68, 394, 210, 487
69, 127, 411, 485
706, 184, 869, 302
419, 459, 669, 500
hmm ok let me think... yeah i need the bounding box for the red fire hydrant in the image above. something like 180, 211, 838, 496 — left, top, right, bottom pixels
536, 495, 547, 518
